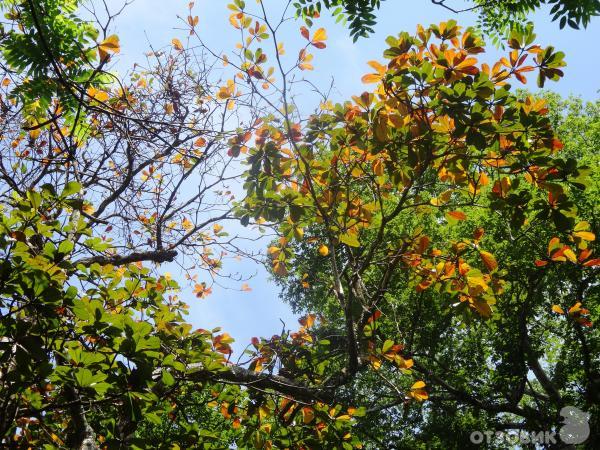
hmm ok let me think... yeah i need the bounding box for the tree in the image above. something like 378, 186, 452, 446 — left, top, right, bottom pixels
0, 0, 362, 447
238, 16, 598, 450
295, 0, 600, 40
273, 92, 600, 448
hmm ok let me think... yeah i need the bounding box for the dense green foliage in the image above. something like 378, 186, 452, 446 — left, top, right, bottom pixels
295, 0, 600, 40
274, 93, 599, 448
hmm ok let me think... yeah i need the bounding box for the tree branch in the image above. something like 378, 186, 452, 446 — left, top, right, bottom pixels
186, 364, 334, 404
74, 249, 177, 267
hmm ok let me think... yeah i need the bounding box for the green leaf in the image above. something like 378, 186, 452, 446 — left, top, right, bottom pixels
339, 233, 360, 247
58, 240, 74, 255
61, 181, 82, 197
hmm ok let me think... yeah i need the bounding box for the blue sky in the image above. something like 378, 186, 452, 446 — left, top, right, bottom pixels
105, 0, 600, 353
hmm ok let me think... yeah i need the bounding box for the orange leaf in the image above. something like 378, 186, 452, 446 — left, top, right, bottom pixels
302, 407, 314, 424
367, 60, 386, 74
479, 251, 498, 271
552, 305, 565, 314
583, 258, 600, 267
273, 261, 287, 276
473, 227, 484, 241
373, 159, 384, 176
578, 248, 592, 262
447, 210, 467, 221
299, 313, 316, 328
361, 73, 381, 84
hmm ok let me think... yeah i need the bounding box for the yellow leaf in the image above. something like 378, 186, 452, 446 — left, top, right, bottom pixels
411, 381, 426, 390
479, 251, 498, 271
312, 27, 327, 42
574, 231, 595, 241
259, 404, 270, 421
182, 217, 194, 231
98, 35, 120, 61
277, 42, 285, 55
318, 244, 329, 256
552, 305, 565, 314
467, 275, 489, 291
563, 248, 577, 263
172, 38, 184, 51
87, 87, 109, 102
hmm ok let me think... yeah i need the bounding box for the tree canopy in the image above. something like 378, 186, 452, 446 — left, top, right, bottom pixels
0, 0, 597, 449
295, 0, 600, 40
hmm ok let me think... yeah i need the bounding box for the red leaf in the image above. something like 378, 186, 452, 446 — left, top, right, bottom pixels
300, 26, 309, 40
583, 258, 600, 267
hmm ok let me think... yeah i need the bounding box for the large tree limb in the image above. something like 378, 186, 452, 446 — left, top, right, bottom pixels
64, 386, 98, 450
186, 364, 334, 404
74, 249, 177, 267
